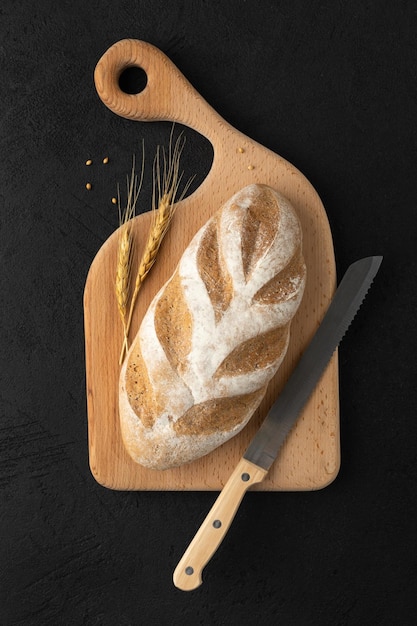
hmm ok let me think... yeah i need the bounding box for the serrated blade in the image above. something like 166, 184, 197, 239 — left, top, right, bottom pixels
244, 255, 383, 470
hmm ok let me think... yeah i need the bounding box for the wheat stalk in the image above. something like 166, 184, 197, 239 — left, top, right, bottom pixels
115, 152, 144, 359
119, 130, 193, 364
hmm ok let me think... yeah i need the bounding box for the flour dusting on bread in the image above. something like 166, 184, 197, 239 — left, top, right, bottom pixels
119, 184, 306, 469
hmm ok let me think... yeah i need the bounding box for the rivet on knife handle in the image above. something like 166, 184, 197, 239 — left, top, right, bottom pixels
173, 459, 267, 591
173, 256, 382, 591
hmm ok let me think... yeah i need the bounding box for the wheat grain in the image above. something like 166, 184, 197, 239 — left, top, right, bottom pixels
129, 192, 173, 311
115, 224, 132, 318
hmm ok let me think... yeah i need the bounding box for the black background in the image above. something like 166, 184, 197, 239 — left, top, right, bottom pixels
1, 1, 416, 624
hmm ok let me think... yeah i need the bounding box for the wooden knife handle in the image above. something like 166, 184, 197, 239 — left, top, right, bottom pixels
94, 38, 225, 141
173, 458, 267, 591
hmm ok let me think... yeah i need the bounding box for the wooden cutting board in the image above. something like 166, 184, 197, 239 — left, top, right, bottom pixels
84, 39, 339, 491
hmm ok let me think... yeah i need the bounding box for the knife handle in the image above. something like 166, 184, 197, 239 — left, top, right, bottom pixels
173, 458, 267, 591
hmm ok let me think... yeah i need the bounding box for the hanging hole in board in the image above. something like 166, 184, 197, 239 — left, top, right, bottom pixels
118, 66, 148, 94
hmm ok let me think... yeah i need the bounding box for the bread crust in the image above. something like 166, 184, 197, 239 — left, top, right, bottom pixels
119, 184, 306, 469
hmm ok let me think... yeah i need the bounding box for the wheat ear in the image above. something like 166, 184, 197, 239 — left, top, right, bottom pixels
115, 153, 144, 362
119, 131, 193, 363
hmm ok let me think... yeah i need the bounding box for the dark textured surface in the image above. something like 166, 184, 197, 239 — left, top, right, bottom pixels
1, 1, 416, 624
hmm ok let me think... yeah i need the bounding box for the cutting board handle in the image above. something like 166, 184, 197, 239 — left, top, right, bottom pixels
94, 39, 226, 143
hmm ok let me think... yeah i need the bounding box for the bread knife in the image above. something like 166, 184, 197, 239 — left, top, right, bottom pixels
173, 255, 382, 591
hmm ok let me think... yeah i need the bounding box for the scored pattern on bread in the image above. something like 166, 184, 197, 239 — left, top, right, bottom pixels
119, 184, 306, 469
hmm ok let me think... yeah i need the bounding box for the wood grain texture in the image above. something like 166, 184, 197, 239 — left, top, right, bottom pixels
84, 39, 340, 491
173, 458, 268, 591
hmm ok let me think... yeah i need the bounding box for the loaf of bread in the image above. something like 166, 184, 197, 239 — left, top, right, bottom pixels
119, 184, 306, 470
